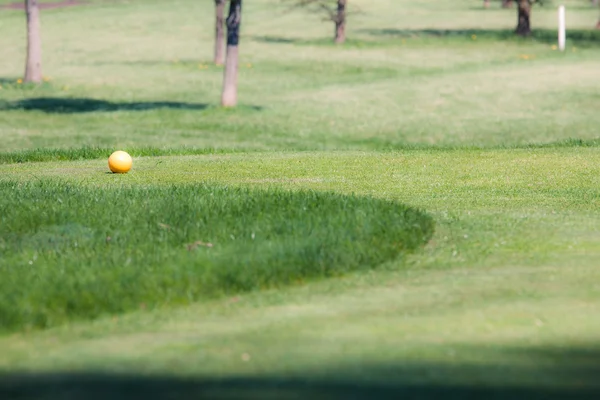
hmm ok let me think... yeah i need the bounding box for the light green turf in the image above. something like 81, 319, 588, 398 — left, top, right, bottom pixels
1, 0, 599, 151
1, 149, 599, 393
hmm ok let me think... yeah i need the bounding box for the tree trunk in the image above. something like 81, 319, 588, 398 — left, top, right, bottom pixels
515, 0, 531, 36
502, 0, 514, 8
334, 0, 346, 44
483, 0, 490, 8
221, 0, 241, 107
214, 0, 226, 65
24, 0, 42, 83
596, 19, 600, 30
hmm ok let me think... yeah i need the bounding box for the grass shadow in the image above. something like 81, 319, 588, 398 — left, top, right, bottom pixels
362, 28, 600, 46
0, 146, 241, 164
0, 78, 17, 85
2, 345, 600, 399
252, 35, 305, 44
0, 97, 212, 114
0, 1, 87, 11
251, 35, 396, 49
253, 29, 599, 49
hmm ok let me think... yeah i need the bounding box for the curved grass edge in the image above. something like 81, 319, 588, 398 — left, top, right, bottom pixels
0, 181, 435, 333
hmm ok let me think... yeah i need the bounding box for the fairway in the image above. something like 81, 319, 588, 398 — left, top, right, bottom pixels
1, 0, 600, 399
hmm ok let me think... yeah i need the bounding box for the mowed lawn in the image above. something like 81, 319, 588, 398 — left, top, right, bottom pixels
1, 0, 600, 399
0, 0, 599, 151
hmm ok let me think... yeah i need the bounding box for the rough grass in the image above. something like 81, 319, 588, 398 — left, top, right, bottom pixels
0, 146, 241, 164
0, 180, 433, 332
3, 137, 600, 165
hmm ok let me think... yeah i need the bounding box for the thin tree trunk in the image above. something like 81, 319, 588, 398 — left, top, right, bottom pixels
221, 0, 241, 107
515, 0, 531, 36
214, 0, 226, 65
502, 0, 514, 8
334, 0, 346, 44
24, 0, 42, 83
597, 19, 600, 29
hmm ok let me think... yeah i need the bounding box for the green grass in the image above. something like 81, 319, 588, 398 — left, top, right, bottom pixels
1, 0, 600, 398
0, 146, 242, 164
0, 180, 433, 332
1, 0, 600, 152
1, 149, 600, 397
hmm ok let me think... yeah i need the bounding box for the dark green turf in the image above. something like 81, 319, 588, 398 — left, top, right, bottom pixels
0, 146, 241, 164
2, 138, 600, 165
0, 181, 433, 332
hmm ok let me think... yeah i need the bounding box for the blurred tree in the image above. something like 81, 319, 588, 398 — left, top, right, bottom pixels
24, 0, 42, 83
214, 0, 226, 65
334, 0, 347, 44
287, 0, 349, 44
516, 0, 533, 36
221, 0, 242, 107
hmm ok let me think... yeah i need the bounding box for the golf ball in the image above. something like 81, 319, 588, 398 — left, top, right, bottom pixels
108, 150, 132, 173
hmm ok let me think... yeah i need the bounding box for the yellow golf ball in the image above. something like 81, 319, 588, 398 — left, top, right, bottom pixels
108, 151, 132, 173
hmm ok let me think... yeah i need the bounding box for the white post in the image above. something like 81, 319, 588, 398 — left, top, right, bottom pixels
558, 5, 566, 51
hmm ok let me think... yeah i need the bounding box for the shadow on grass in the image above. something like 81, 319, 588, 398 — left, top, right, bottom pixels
0, 97, 211, 114
0, 146, 240, 164
0, 78, 18, 85
252, 35, 304, 44
253, 28, 599, 48
0, 1, 87, 11
362, 28, 600, 46
2, 346, 600, 400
